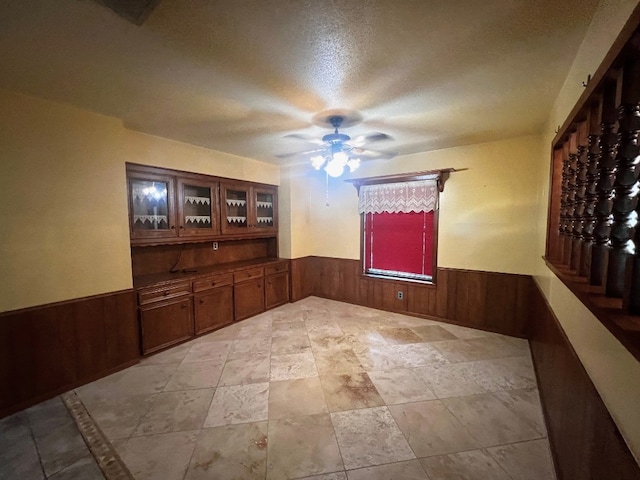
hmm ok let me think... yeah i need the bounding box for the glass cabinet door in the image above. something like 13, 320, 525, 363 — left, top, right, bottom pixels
221, 184, 249, 234
129, 176, 175, 238
254, 188, 276, 231
178, 180, 219, 236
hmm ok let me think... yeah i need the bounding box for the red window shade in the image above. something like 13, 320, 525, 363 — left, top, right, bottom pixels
364, 211, 434, 277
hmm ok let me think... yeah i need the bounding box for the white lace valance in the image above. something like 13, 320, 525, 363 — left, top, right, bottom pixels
358, 179, 438, 214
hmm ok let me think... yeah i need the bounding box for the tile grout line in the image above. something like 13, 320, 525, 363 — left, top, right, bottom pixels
61, 391, 135, 480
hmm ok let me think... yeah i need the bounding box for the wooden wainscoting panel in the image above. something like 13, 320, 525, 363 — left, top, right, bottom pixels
529, 281, 640, 479
290, 257, 315, 302
0, 290, 140, 418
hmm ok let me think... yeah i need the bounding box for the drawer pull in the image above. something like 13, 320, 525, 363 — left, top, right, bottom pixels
211, 281, 216, 286
163, 291, 170, 296
199, 299, 205, 304
181, 303, 188, 308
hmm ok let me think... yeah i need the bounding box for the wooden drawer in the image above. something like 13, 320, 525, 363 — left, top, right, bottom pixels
265, 261, 289, 276
234, 267, 264, 283
138, 280, 191, 305
193, 273, 234, 293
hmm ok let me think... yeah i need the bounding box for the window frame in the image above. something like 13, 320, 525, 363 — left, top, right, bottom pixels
347, 169, 453, 286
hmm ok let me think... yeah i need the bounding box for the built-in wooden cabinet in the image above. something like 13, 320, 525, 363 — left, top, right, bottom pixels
177, 178, 219, 237
221, 182, 277, 235
265, 262, 290, 309
193, 273, 234, 334
127, 164, 277, 245
128, 163, 287, 355
234, 267, 265, 321
138, 281, 194, 354
128, 170, 177, 240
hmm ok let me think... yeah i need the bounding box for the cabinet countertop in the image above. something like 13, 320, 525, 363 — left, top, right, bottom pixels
134, 257, 288, 289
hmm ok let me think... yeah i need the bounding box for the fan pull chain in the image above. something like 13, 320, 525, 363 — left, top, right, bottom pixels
325, 171, 330, 207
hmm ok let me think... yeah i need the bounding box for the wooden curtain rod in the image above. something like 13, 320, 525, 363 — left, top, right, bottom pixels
345, 168, 462, 193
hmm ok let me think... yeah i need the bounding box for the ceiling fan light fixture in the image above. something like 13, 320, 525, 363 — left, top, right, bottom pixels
325, 157, 346, 178
346, 158, 360, 172
310, 155, 326, 170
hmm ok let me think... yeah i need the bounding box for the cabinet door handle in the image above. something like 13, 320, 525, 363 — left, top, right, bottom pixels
257, 283, 262, 288
170, 225, 176, 230
179, 225, 185, 229
181, 303, 188, 308
268, 281, 272, 285
211, 281, 216, 286
163, 291, 170, 296
199, 299, 205, 304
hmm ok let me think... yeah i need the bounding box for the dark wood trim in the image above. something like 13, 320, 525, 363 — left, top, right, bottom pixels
290, 256, 531, 337
529, 280, 640, 479
552, 3, 640, 146
345, 167, 458, 193
0, 290, 140, 419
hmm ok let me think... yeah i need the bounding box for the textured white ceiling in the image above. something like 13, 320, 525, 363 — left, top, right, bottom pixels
0, 0, 599, 164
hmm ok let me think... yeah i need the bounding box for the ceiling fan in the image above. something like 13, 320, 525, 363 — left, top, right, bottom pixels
279, 115, 396, 177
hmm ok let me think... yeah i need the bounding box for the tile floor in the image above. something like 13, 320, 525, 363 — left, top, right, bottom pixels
0, 296, 556, 480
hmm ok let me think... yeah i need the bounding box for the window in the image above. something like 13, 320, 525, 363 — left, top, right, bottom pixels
354, 175, 441, 283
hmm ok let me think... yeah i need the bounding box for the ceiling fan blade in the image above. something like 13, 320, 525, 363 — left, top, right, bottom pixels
349, 132, 393, 147
275, 148, 326, 159
284, 133, 326, 146
351, 147, 397, 160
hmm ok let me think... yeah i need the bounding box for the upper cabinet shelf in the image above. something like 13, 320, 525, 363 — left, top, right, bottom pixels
126, 164, 278, 245
220, 182, 277, 235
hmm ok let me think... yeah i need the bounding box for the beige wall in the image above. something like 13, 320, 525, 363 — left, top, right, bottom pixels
0, 89, 279, 312
286, 135, 544, 275
534, 0, 640, 461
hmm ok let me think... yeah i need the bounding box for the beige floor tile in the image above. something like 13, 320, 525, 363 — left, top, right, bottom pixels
271, 333, 311, 355
185, 421, 268, 480
320, 373, 385, 412
432, 336, 528, 363
438, 323, 494, 339
377, 327, 424, 345
314, 348, 365, 375
139, 343, 192, 365
298, 473, 347, 480
367, 369, 436, 404
388, 400, 479, 457
413, 363, 488, 398
163, 360, 224, 391
270, 352, 318, 381
487, 439, 556, 480
306, 321, 344, 338
419, 449, 511, 480
236, 325, 272, 340
410, 325, 458, 342
203, 383, 269, 427
133, 389, 214, 436
118, 430, 199, 480
493, 387, 547, 436
346, 459, 429, 480
331, 407, 415, 470
218, 355, 271, 386
269, 377, 328, 419
310, 334, 360, 352
182, 341, 232, 363
390, 343, 449, 368
272, 321, 308, 337
76, 364, 177, 402
79, 393, 157, 440
227, 337, 271, 359
443, 392, 544, 447
467, 356, 537, 391
355, 345, 408, 370
195, 324, 240, 342
267, 414, 344, 479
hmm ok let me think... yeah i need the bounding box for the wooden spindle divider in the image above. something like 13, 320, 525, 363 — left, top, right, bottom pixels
591, 77, 619, 286
568, 131, 580, 271
607, 56, 640, 298
574, 121, 590, 274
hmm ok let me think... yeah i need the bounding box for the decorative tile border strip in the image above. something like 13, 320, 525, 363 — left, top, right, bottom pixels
61, 391, 134, 480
